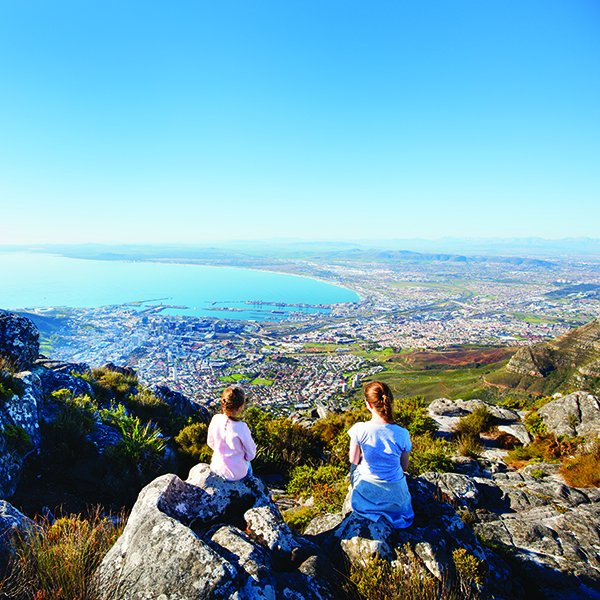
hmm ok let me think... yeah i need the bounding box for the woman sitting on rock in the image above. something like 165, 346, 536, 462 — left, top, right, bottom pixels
207, 385, 257, 481
348, 381, 414, 528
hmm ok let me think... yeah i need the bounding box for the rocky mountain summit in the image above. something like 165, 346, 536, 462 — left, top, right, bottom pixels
94, 460, 600, 599
497, 318, 600, 395
2, 311, 600, 598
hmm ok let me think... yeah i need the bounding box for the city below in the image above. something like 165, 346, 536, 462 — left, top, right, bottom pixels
23, 251, 600, 414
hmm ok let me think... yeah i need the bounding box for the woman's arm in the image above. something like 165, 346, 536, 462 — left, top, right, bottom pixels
400, 451, 410, 472
349, 439, 362, 465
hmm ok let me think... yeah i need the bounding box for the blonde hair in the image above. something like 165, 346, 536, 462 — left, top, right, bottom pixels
364, 381, 395, 424
221, 385, 246, 420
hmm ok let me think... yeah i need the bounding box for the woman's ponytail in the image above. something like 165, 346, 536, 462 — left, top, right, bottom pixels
364, 381, 395, 424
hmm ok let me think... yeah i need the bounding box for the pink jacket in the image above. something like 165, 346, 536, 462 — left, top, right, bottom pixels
207, 413, 257, 481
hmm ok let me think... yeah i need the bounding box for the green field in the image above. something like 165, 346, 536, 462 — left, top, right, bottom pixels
219, 373, 247, 383
250, 377, 274, 386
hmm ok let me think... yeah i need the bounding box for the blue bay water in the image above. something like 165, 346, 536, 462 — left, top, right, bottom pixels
0, 252, 359, 320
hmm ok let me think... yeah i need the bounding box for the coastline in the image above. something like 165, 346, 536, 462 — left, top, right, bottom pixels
0, 251, 362, 318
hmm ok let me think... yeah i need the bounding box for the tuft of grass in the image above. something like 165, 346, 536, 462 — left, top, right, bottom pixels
43, 390, 97, 463
2, 423, 32, 455
455, 434, 482, 458
0, 508, 124, 600
0, 357, 25, 404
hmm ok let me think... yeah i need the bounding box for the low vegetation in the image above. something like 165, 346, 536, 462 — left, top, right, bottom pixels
349, 548, 484, 600
561, 439, 600, 487
0, 509, 124, 600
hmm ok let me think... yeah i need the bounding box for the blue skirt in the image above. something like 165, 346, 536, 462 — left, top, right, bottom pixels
351, 470, 414, 529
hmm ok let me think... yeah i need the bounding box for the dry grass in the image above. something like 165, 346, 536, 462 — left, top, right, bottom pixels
349, 550, 483, 600
561, 439, 600, 487
0, 508, 124, 600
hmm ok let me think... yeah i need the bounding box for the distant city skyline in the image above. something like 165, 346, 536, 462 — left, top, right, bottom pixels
1, 1, 599, 245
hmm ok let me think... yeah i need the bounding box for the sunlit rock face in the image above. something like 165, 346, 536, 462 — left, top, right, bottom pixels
0, 312, 39, 371
97, 465, 347, 600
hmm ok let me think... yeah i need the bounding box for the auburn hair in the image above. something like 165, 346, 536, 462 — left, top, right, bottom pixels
221, 385, 246, 420
364, 381, 395, 424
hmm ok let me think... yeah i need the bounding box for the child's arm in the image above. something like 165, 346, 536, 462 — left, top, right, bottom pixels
241, 424, 257, 461
207, 417, 217, 450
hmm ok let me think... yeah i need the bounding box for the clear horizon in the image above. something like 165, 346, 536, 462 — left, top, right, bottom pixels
1, 1, 599, 245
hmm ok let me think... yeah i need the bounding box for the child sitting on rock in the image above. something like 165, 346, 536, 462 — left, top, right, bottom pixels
207, 385, 256, 481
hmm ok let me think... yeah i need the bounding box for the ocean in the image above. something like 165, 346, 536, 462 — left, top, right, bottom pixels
0, 252, 359, 320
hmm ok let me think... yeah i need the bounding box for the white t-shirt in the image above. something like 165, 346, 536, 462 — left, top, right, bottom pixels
348, 421, 412, 482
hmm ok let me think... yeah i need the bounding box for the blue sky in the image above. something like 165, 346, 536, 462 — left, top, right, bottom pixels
1, 1, 599, 245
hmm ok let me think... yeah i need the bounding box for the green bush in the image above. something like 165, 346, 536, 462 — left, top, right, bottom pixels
3, 423, 32, 455
395, 396, 439, 437
42, 390, 97, 463
311, 410, 364, 466
524, 410, 547, 437
175, 422, 212, 464
0, 365, 24, 404
408, 433, 454, 476
454, 406, 495, 438
89, 366, 139, 403
287, 464, 348, 512
349, 550, 480, 600
246, 408, 321, 475
101, 403, 166, 474
283, 506, 319, 534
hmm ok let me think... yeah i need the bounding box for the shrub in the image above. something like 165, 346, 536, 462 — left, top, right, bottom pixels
452, 548, 486, 596
247, 408, 321, 475
42, 390, 97, 463
0, 364, 24, 404
175, 422, 212, 464
90, 366, 139, 403
127, 388, 176, 432
523, 410, 547, 437
349, 550, 478, 600
408, 433, 454, 476
0, 508, 124, 600
3, 423, 32, 455
498, 395, 528, 410
395, 396, 439, 437
101, 403, 166, 474
287, 464, 348, 512
453, 406, 495, 438
283, 506, 319, 534
311, 410, 364, 466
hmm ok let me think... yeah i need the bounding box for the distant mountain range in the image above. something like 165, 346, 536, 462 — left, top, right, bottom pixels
4, 237, 599, 266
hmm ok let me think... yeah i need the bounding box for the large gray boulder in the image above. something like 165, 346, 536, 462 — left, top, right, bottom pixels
0, 372, 44, 498
0, 500, 38, 576
538, 391, 600, 438
420, 470, 600, 599
97, 465, 347, 600
0, 312, 39, 371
